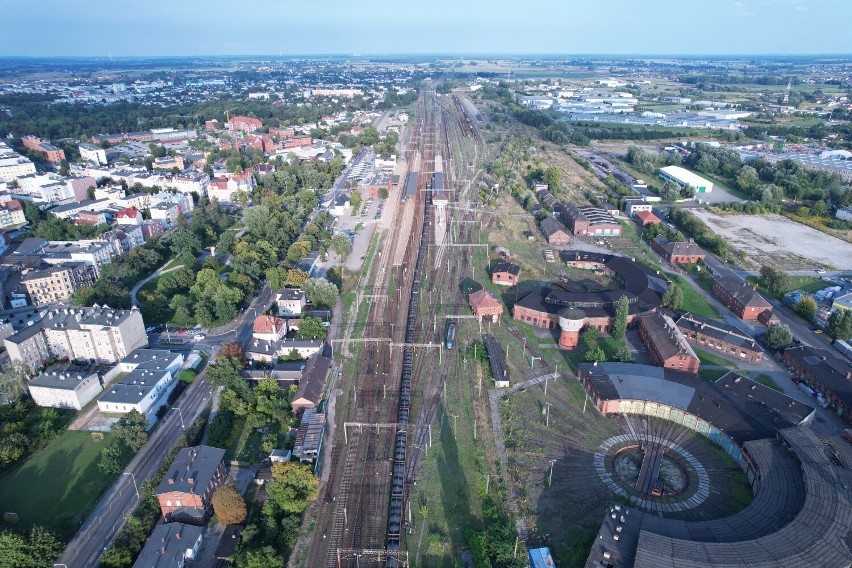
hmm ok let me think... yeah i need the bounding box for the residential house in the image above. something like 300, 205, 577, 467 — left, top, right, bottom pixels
4, 305, 147, 370
22, 136, 65, 163
253, 315, 287, 341
115, 207, 143, 226
291, 354, 331, 412
227, 116, 262, 133
0, 200, 26, 230
623, 198, 652, 217
329, 194, 351, 217
98, 349, 183, 420
154, 446, 227, 525
22, 262, 94, 305
132, 523, 202, 568
276, 288, 306, 317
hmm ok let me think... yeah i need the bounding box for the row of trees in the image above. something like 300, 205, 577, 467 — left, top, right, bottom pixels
668, 208, 729, 257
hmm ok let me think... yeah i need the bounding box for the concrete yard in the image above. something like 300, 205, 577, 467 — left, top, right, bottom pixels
692, 210, 852, 270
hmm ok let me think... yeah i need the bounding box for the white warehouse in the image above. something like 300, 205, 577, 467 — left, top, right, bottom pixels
659, 166, 714, 194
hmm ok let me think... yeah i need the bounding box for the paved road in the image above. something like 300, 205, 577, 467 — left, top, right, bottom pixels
56, 375, 214, 568
129, 262, 184, 307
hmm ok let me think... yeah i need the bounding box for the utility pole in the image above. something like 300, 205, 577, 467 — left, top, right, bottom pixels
451, 414, 459, 438
549, 459, 556, 486
545, 402, 552, 427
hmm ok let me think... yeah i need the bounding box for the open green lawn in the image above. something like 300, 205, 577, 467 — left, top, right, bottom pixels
694, 347, 740, 368
0, 430, 116, 538
745, 274, 826, 300
668, 274, 720, 319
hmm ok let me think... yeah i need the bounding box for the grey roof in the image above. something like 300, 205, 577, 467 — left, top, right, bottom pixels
714, 275, 772, 309
13, 237, 48, 256
214, 525, 243, 560
154, 445, 225, 497
784, 344, 852, 407
98, 367, 170, 405
50, 199, 108, 214
29, 363, 101, 391
638, 311, 698, 362
132, 523, 202, 568
539, 215, 568, 238
293, 354, 331, 404
122, 348, 182, 370
492, 262, 520, 276
277, 288, 305, 301
579, 363, 814, 443
676, 312, 760, 352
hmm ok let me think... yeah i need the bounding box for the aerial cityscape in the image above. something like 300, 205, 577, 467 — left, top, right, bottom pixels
0, 2, 851, 568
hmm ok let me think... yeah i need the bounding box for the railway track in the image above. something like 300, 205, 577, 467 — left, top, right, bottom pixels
306, 85, 483, 568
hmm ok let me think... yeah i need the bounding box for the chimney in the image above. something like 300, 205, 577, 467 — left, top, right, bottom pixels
846, 371, 852, 380
159, 547, 165, 554
167, 478, 174, 484
175, 532, 181, 540
187, 477, 194, 484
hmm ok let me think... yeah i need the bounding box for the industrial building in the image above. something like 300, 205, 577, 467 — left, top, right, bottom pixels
659, 165, 713, 193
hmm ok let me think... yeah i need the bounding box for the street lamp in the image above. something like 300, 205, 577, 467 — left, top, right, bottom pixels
171, 406, 185, 429
123, 472, 139, 499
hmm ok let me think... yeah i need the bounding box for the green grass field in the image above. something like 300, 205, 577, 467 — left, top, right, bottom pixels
668, 274, 720, 319
699, 369, 729, 382
0, 430, 116, 538
745, 275, 826, 300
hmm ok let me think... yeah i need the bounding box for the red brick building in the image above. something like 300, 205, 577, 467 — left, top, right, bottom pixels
560, 203, 622, 237
283, 136, 312, 148
651, 236, 706, 265
712, 276, 772, 321
783, 345, 852, 424
270, 126, 296, 139
491, 262, 520, 286
468, 289, 504, 322
154, 446, 227, 525
228, 116, 262, 132
638, 312, 700, 375
676, 312, 763, 363
540, 216, 572, 246
367, 172, 393, 199
22, 136, 65, 163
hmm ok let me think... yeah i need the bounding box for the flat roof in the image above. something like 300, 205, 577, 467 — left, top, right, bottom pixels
98, 367, 170, 405
29, 363, 101, 391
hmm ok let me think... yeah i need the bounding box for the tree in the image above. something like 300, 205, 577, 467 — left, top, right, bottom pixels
59, 158, 69, 176
379, 187, 389, 199
219, 342, 246, 362
0, 526, 62, 568
286, 268, 309, 287
759, 265, 789, 296
217, 230, 236, 256
179, 369, 197, 384
350, 191, 362, 212
169, 227, 202, 258
330, 234, 352, 263
243, 547, 285, 568
212, 483, 248, 525
827, 309, 852, 340
0, 361, 33, 402
266, 267, 289, 291
662, 284, 684, 311
207, 357, 244, 387
584, 344, 606, 363
112, 410, 149, 452
794, 297, 817, 322
763, 323, 793, 351
581, 327, 599, 348
265, 462, 319, 514
303, 278, 339, 308
614, 295, 629, 340
98, 442, 125, 475
614, 344, 633, 362
296, 316, 328, 340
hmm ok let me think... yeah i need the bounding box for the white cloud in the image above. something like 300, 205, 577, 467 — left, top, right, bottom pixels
734, 1, 755, 16
794, 4, 808, 11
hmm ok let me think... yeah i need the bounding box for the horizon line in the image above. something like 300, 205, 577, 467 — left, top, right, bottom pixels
2, 52, 852, 59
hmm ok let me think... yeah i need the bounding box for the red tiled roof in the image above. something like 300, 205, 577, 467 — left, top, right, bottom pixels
253, 315, 285, 335
635, 210, 661, 223
468, 289, 503, 310
116, 207, 140, 219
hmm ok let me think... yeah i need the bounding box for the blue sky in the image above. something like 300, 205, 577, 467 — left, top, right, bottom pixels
0, 0, 849, 57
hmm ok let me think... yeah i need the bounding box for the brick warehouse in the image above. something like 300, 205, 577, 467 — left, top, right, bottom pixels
712, 275, 773, 321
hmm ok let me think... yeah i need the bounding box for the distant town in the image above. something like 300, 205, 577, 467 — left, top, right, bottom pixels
0, 54, 849, 568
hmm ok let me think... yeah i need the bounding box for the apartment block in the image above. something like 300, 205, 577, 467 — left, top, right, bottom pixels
22, 262, 94, 305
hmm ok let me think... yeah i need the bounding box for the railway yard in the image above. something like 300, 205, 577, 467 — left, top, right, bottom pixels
301, 85, 489, 568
